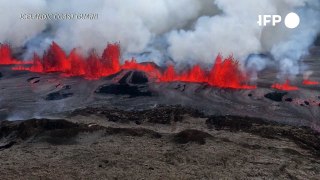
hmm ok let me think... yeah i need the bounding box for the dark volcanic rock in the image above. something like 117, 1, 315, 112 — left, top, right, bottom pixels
206, 116, 260, 131
119, 71, 149, 85
64, 85, 71, 89
71, 105, 204, 125
264, 91, 288, 102
105, 127, 161, 138
173, 129, 212, 145
206, 115, 320, 156
0, 119, 81, 140
118, 71, 131, 84
0, 119, 82, 145
130, 71, 148, 84
0, 119, 106, 145
0, 119, 161, 146
46, 91, 73, 101
142, 106, 204, 124
0, 141, 16, 150
285, 98, 293, 102
96, 84, 152, 97
110, 71, 150, 97
27, 77, 40, 83
0, 114, 320, 179
45, 85, 73, 101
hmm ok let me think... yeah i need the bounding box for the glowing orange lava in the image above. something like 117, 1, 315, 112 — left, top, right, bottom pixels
303, 79, 320, 85
272, 80, 299, 91
1, 42, 257, 89
0, 44, 30, 65
122, 59, 161, 78
160, 55, 256, 89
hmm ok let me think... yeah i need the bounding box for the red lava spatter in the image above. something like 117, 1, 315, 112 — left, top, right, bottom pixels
0, 44, 30, 65
160, 55, 255, 89
1, 42, 317, 90
303, 80, 320, 85
11, 42, 121, 80
272, 80, 299, 91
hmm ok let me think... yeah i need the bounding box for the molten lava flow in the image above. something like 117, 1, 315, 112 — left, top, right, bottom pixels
11, 42, 122, 79
2, 42, 256, 89
208, 55, 255, 89
303, 79, 320, 85
272, 80, 299, 91
122, 59, 161, 78
0, 44, 11, 64
102, 43, 121, 73
160, 55, 256, 89
67, 49, 86, 76
42, 42, 69, 72
160, 65, 177, 82
0, 44, 27, 65
180, 65, 208, 83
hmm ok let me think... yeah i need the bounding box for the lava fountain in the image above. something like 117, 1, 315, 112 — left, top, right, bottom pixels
1, 42, 318, 90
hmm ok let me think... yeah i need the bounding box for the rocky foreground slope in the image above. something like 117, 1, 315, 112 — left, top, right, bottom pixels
0, 106, 319, 179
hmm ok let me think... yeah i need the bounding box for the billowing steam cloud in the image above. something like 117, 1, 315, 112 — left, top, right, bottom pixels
0, 0, 47, 47
168, 0, 320, 78
0, 0, 319, 78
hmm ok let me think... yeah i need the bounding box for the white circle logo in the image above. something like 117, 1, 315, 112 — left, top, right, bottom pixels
285, 12, 300, 29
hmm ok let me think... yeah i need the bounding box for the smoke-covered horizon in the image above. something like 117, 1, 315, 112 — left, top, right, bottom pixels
0, 0, 320, 79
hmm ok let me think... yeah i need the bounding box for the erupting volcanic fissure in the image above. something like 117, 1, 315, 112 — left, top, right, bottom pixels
303, 79, 320, 85
0, 43, 318, 90
271, 80, 299, 91
12, 42, 122, 79
0, 42, 255, 89
160, 55, 255, 89
0, 44, 29, 65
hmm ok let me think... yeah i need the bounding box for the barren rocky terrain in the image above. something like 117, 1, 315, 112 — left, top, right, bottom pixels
1, 49, 320, 179
0, 106, 320, 179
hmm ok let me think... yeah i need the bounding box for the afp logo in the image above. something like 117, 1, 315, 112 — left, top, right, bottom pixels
257, 12, 300, 29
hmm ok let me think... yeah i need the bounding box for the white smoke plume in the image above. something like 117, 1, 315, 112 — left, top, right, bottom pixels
0, 0, 319, 78
0, 0, 47, 47
168, 0, 320, 70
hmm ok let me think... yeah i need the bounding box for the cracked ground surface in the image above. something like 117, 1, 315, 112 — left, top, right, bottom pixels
0, 106, 319, 179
